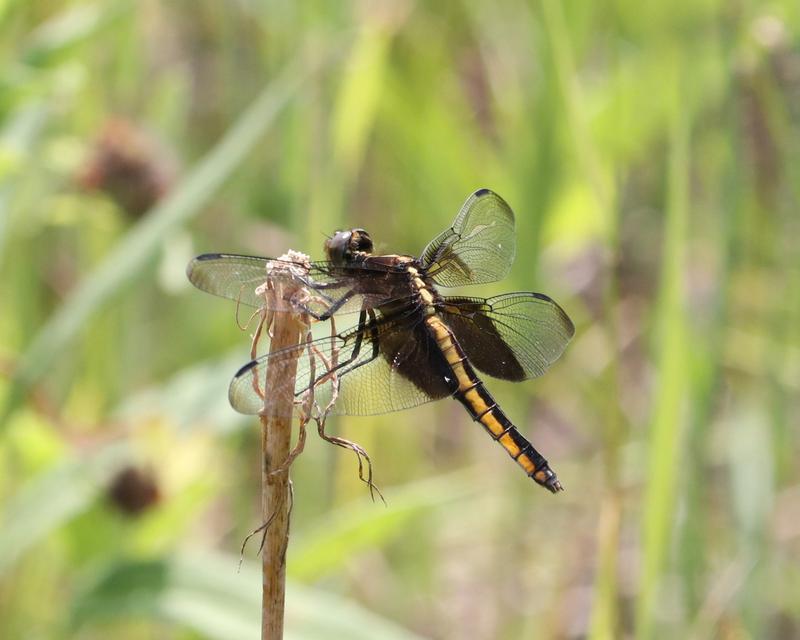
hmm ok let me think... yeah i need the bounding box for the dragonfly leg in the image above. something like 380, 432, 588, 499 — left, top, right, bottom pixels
294, 287, 357, 321
313, 310, 385, 503
295, 309, 376, 397
266, 415, 308, 477
316, 414, 385, 504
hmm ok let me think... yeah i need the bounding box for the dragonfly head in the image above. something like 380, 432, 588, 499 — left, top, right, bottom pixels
325, 228, 373, 265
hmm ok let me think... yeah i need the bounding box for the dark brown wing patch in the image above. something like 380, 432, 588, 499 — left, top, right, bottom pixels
437, 293, 574, 381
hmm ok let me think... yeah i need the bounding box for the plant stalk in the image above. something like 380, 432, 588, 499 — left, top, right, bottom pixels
260, 304, 307, 639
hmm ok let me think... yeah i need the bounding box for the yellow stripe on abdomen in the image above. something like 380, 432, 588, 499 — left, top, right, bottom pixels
424, 314, 563, 492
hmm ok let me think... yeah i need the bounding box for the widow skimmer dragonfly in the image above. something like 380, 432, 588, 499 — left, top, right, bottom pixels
187, 189, 574, 492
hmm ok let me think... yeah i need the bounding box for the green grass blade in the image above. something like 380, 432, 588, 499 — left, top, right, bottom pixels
113, 351, 248, 434
70, 551, 427, 640
0, 443, 129, 576
289, 471, 475, 582
635, 59, 691, 640
21, 1, 132, 66
0, 102, 50, 264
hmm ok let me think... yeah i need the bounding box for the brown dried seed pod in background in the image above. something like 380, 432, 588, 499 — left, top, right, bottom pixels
107, 465, 161, 516
77, 118, 178, 219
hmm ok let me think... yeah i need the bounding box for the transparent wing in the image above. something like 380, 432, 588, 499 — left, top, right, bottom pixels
228, 315, 455, 417
187, 253, 413, 317
420, 189, 516, 287
438, 293, 575, 381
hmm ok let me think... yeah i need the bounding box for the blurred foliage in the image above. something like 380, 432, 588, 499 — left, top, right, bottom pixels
1, 1, 799, 639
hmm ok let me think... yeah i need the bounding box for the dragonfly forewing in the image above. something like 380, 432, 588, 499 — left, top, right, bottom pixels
187, 253, 415, 319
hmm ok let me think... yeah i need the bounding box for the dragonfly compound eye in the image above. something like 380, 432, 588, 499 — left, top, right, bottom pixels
325, 230, 353, 265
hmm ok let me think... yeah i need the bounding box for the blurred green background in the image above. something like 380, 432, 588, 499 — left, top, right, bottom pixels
1, 1, 799, 639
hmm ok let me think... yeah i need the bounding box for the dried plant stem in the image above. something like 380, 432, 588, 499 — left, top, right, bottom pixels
260, 308, 306, 640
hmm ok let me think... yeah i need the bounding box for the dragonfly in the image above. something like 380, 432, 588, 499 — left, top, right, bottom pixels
187, 189, 574, 492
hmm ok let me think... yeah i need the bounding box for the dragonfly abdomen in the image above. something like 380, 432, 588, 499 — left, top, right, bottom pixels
424, 315, 563, 493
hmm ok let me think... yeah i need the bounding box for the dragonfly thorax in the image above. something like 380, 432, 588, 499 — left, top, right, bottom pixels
325, 228, 373, 265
